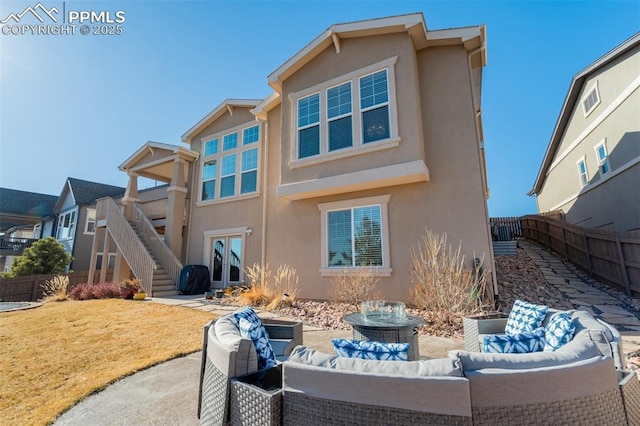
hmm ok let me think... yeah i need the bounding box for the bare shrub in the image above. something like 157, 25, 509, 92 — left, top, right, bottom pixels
408, 229, 491, 326
41, 275, 69, 302
331, 267, 381, 306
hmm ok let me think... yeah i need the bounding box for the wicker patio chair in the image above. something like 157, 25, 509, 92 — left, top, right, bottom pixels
197, 315, 302, 426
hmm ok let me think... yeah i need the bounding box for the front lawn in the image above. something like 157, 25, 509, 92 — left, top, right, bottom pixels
0, 299, 215, 426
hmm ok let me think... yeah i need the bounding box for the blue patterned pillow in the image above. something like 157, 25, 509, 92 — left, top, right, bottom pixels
505, 300, 549, 336
482, 328, 545, 354
331, 339, 409, 361
544, 312, 576, 351
233, 307, 276, 370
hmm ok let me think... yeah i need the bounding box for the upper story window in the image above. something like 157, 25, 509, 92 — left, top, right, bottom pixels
594, 140, 610, 175
57, 209, 76, 240
85, 208, 96, 234
582, 84, 600, 117
577, 158, 588, 187
297, 93, 320, 158
327, 82, 353, 151
200, 123, 260, 202
360, 70, 390, 143
291, 57, 398, 165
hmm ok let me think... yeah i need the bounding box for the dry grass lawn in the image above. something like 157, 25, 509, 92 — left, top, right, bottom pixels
0, 299, 216, 426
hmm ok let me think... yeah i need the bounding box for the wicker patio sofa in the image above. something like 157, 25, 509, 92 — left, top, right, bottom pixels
462, 308, 626, 369
282, 344, 639, 426
197, 314, 302, 426
198, 309, 639, 425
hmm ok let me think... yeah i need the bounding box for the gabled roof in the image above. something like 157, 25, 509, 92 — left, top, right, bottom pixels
252, 92, 281, 121
529, 32, 640, 196
267, 12, 486, 92
118, 141, 199, 183
181, 99, 263, 144
55, 177, 126, 212
0, 188, 57, 231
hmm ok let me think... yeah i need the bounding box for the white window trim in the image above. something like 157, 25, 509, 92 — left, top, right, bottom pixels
289, 56, 399, 168
576, 156, 588, 188
84, 208, 96, 235
318, 194, 392, 277
197, 121, 261, 206
33, 224, 41, 239
56, 208, 77, 240
581, 82, 600, 117
594, 138, 611, 177
203, 227, 250, 283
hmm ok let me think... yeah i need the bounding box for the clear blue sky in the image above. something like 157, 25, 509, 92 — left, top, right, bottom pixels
1, 1, 638, 216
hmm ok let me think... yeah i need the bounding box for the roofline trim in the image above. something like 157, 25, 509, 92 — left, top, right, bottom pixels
530, 31, 640, 195
181, 99, 263, 143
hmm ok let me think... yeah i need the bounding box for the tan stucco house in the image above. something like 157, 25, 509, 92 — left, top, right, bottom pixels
529, 32, 640, 232
89, 13, 495, 302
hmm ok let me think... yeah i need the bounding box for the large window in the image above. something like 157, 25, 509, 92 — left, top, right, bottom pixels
291, 57, 398, 163
328, 205, 382, 267
318, 195, 391, 276
200, 123, 260, 202
56, 210, 76, 240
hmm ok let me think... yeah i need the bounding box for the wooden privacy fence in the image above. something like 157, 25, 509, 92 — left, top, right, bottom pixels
0, 270, 114, 302
490, 217, 523, 240
521, 215, 640, 298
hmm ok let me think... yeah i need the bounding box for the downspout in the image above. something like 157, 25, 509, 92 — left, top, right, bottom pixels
184, 154, 197, 265
259, 119, 269, 268
467, 43, 499, 303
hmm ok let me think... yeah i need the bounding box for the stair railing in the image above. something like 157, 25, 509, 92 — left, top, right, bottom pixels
132, 202, 183, 290
103, 197, 156, 294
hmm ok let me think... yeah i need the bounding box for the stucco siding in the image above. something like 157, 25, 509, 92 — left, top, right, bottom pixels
262, 42, 493, 302
279, 33, 425, 186
134, 149, 175, 168
562, 164, 640, 231
417, 44, 493, 283
184, 106, 265, 282
536, 44, 640, 232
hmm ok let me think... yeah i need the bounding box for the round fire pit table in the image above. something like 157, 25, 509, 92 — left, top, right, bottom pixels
343, 312, 425, 361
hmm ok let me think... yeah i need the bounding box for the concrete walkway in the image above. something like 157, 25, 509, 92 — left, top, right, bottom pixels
54, 239, 640, 425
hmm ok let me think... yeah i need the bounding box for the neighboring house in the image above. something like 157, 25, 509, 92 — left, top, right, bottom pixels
0, 187, 57, 271
529, 32, 640, 232
0, 187, 57, 237
89, 13, 495, 302
54, 177, 125, 271
1, 225, 38, 272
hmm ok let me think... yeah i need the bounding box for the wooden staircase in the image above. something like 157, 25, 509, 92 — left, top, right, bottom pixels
96, 197, 183, 297
129, 222, 178, 297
